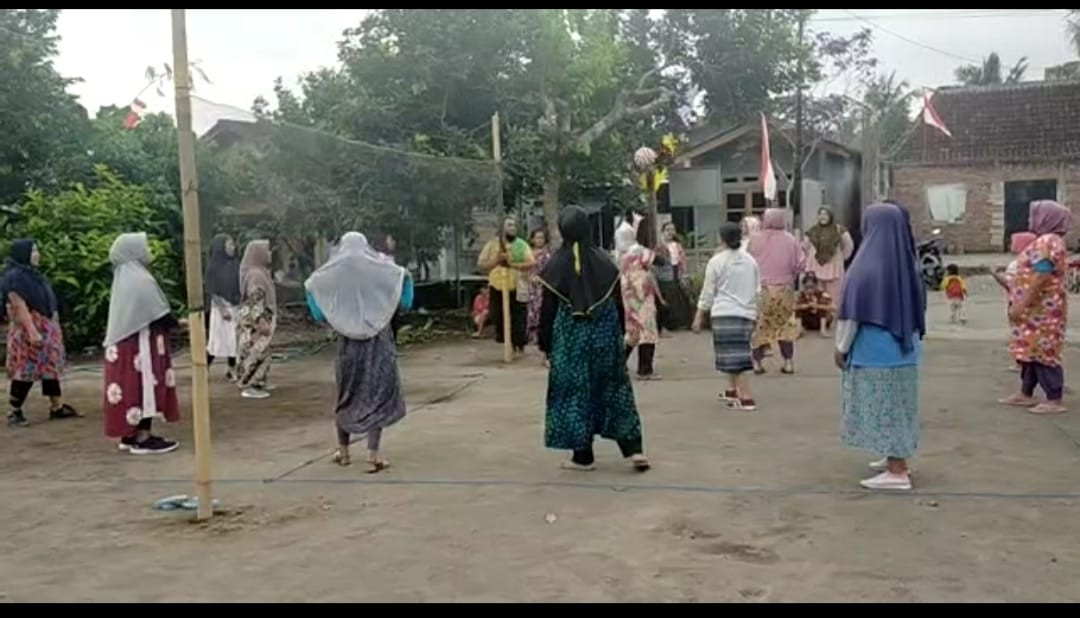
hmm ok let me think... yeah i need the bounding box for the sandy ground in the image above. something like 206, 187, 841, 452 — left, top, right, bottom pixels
2, 286, 1080, 603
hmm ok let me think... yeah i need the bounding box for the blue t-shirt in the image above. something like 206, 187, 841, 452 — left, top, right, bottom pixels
849, 324, 921, 368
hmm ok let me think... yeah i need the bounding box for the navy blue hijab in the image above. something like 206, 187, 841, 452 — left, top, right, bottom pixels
839, 203, 925, 352
0, 239, 58, 320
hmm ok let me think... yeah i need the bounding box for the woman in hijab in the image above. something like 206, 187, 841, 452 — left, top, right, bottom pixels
654, 221, 693, 331
306, 232, 413, 472
2, 239, 80, 427
999, 200, 1071, 415
204, 234, 241, 381
747, 208, 804, 374
835, 203, 926, 491
538, 206, 650, 472
620, 224, 664, 379
526, 227, 553, 347
477, 218, 534, 353
803, 207, 854, 307
102, 233, 180, 454
739, 216, 761, 251
236, 239, 276, 399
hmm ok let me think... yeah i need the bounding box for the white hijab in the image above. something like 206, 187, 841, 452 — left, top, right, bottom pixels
614, 214, 643, 262
103, 233, 171, 347
304, 232, 405, 341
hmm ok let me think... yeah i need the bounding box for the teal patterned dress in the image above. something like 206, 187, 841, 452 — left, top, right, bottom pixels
544, 297, 643, 450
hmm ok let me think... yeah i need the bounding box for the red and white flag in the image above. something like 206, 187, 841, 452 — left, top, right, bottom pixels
921, 92, 952, 138
760, 113, 777, 203
123, 99, 147, 130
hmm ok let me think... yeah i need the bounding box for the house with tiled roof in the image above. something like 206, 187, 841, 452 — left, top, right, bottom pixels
890, 80, 1080, 252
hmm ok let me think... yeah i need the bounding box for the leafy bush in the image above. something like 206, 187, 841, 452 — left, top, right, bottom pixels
2, 166, 183, 349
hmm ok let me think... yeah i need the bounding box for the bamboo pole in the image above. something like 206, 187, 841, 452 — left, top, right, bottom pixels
171, 9, 214, 521
492, 112, 512, 364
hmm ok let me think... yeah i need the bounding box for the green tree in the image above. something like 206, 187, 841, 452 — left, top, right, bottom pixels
0, 9, 92, 207
864, 71, 915, 155
955, 52, 1028, 86
1066, 10, 1080, 56
2, 168, 183, 348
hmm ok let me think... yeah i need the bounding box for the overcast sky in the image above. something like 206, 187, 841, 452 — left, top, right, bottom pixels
53, 9, 1076, 131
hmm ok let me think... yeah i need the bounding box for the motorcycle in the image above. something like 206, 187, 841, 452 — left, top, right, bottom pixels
918, 228, 945, 290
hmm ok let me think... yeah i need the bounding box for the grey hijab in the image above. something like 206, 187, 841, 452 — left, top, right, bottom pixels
304, 232, 404, 340
103, 233, 171, 348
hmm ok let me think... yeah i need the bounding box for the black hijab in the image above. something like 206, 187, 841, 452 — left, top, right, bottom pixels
539, 206, 619, 316
205, 234, 241, 305
0, 239, 57, 320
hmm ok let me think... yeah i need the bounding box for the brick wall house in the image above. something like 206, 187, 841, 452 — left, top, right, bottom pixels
891, 81, 1080, 253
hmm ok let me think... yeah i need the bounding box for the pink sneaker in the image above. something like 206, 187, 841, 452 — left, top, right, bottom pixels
859, 471, 912, 491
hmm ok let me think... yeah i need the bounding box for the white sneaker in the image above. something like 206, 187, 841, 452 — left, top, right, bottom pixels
241, 387, 270, 400
869, 458, 915, 474
859, 471, 912, 491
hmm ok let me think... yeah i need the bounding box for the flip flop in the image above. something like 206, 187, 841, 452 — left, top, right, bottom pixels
560, 461, 595, 472
629, 455, 651, 473
998, 395, 1038, 407
1028, 403, 1067, 416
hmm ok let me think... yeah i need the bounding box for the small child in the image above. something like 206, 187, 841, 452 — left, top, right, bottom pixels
795, 272, 835, 336
471, 288, 490, 338
941, 264, 967, 324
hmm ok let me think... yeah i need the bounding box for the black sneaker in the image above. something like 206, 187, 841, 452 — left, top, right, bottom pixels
7, 410, 29, 428
118, 436, 137, 452
49, 404, 81, 420
129, 436, 179, 455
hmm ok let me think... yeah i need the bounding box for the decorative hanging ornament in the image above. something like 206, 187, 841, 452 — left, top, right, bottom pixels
633, 146, 657, 170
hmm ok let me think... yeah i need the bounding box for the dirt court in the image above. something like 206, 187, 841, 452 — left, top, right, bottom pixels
3, 293, 1080, 602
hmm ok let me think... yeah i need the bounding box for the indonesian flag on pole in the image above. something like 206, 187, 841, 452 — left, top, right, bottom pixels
760, 113, 777, 202
123, 99, 147, 130
921, 92, 952, 138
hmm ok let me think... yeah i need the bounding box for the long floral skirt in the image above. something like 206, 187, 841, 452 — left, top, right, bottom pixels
841, 366, 919, 459
102, 326, 180, 438
751, 285, 802, 349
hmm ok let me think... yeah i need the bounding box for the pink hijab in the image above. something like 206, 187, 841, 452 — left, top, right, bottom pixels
749, 208, 804, 286
1030, 200, 1070, 237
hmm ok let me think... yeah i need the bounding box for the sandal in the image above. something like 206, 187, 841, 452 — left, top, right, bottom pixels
560, 460, 596, 472
331, 449, 351, 467
998, 394, 1038, 407
720, 389, 738, 402
1028, 403, 1067, 415
366, 459, 391, 474
49, 404, 83, 420
629, 454, 651, 473
727, 398, 758, 412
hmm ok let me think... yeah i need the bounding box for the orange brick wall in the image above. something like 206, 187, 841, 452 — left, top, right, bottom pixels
891, 162, 1080, 253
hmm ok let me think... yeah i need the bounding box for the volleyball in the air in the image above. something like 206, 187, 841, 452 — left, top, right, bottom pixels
634, 146, 657, 170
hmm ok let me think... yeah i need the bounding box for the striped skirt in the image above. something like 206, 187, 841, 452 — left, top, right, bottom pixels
711, 316, 755, 375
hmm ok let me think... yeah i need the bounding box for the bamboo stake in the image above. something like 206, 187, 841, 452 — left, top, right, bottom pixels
492, 113, 512, 364
171, 9, 214, 521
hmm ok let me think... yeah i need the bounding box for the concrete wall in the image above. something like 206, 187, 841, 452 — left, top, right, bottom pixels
891, 161, 1080, 252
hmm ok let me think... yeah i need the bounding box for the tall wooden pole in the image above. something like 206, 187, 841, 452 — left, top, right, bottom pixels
492, 112, 512, 364
171, 9, 214, 521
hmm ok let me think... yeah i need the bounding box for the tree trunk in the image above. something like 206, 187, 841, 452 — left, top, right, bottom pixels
542, 171, 561, 246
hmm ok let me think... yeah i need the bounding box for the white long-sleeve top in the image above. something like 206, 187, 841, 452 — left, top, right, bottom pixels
697, 248, 761, 321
